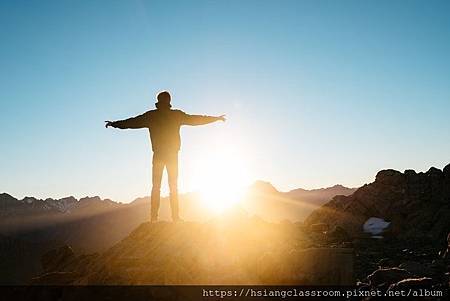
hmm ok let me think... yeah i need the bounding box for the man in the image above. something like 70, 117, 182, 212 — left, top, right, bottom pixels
105, 91, 225, 222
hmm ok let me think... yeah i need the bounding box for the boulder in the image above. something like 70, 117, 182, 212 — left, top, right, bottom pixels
389, 277, 433, 289
375, 169, 405, 187
404, 169, 417, 177
367, 268, 411, 287
398, 261, 430, 277
377, 258, 395, 268
363, 217, 390, 236
443, 163, 450, 177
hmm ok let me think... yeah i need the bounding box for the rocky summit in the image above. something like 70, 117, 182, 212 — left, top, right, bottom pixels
31, 212, 354, 285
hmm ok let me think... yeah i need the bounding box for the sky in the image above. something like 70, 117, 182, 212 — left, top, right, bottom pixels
1, 0, 449, 202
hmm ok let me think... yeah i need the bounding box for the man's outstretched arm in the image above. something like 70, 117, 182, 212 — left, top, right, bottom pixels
182, 114, 226, 126
105, 112, 149, 129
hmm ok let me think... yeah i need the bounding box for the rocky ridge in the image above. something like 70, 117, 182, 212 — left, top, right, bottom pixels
305, 164, 450, 241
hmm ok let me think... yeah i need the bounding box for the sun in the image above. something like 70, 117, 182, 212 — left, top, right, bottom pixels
199, 176, 246, 213
188, 146, 251, 213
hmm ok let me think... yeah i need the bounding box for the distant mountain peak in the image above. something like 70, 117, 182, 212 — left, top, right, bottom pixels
249, 180, 279, 194
79, 196, 102, 203
332, 184, 345, 188
0, 193, 18, 206
0, 192, 15, 199
22, 197, 38, 204
287, 184, 356, 195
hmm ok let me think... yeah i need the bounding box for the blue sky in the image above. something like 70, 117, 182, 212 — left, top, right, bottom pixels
1, 0, 449, 202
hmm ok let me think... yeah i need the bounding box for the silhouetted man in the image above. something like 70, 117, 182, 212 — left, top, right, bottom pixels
105, 91, 225, 222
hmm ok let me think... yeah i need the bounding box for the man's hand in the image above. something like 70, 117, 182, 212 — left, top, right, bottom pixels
218, 115, 226, 122
105, 120, 115, 128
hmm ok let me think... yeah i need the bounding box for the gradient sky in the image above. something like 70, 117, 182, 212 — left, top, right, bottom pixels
1, 0, 449, 202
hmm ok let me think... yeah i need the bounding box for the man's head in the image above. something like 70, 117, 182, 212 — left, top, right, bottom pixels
156, 91, 171, 109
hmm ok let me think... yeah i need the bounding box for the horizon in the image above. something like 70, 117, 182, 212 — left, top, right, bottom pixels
2, 162, 448, 202
2, 177, 358, 201
1, 0, 450, 202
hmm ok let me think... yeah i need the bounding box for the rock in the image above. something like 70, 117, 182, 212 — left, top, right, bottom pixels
41, 245, 76, 272
443, 163, 450, 177
404, 169, 417, 177
30, 272, 79, 285
305, 164, 450, 242
341, 242, 353, 248
290, 248, 354, 285
444, 232, 450, 259
428, 167, 444, 202
367, 268, 411, 287
378, 258, 395, 268
398, 261, 429, 277
389, 277, 433, 289
375, 169, 405, 186
363, 217, 390, 236
429, 258, 447, 275
327, 226, 350, 243
309, 223, 329, 233
256, 251, 288, 283
427, 167, 442, 175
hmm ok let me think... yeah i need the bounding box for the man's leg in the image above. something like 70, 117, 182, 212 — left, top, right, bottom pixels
166, 151, 180, 221
151, 152, 164, 222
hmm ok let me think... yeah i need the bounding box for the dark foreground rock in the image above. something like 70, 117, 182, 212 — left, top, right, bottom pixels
351, 236, 449, 296
305, 164, 450, 242
367, 267, 411, 287
31, 215, 354, 285
389, 277, 434, 289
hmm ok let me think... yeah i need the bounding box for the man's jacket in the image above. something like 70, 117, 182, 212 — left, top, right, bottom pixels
112, 109, 218, 153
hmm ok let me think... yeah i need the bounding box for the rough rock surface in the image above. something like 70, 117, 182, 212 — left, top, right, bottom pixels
31, 214, 354, 285
305, 164, 450, 241
367, 267, 411, 287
